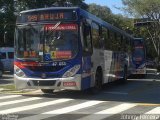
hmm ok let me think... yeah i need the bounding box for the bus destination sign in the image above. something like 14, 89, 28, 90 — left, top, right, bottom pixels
28, 12, 64, 22
17, 10, 77, 23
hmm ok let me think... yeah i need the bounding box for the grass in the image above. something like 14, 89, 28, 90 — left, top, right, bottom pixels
0, 84, 36, 94
0, 84, 16, 91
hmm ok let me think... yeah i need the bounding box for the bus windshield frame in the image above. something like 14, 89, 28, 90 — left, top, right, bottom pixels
15, 22, 79, 62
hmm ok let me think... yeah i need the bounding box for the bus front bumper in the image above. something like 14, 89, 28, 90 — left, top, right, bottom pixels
14, 74, 82, 91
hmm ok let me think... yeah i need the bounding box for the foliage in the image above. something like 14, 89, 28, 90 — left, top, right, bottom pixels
0, 0, 85, 47
122, 0, 160, 61
0, 0, 16, 47
87, 4, 133, 33
15, 0, 85, 12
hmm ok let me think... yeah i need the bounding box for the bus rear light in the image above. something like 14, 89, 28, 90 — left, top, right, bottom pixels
63, 82, 76, 87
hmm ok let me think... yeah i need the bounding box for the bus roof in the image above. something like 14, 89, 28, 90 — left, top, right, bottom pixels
18, 7, 134, 39
20, 7, 79, 14
80, 9, 134, 39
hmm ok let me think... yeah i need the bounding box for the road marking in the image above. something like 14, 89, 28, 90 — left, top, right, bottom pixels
78, 103, 136, 120
0, 95, 21, 100
133, 107, 160, 120
0, 97, 42, 107
0, 98, 73, 114
145, 107, 160, 114
19, 100, 105, 120
103, 91, 128, 95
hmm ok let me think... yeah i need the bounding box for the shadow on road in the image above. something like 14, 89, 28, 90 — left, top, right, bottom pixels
22, 73, 160, 105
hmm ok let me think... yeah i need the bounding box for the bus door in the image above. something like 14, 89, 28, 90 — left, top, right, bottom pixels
81, 20, 93, 90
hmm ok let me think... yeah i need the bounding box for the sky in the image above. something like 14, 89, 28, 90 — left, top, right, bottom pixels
84, 0, 124, 15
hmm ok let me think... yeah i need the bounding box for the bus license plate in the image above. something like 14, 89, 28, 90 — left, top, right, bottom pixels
63, 82, 76, 87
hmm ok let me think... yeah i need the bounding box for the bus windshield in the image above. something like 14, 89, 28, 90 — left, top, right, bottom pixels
15, 23, 78, 61
133, 40, 145, 62
133, 48, 144, 59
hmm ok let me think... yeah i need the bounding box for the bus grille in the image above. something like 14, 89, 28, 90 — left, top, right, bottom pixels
26, 66, 64, 72
31, 74, 60, 78
31, 80, 56, 86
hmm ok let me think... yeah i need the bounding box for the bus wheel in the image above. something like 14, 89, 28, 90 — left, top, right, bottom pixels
95, 70, 103, 90
41, 89, 54, 94
91, 69, 103, 94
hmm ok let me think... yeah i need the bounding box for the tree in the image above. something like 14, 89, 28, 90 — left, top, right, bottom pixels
0, 0, 86, 47
122, 0, 160, 62
0, 0, 16, 47
15, 0, 85, 12
87, 4, 133, 33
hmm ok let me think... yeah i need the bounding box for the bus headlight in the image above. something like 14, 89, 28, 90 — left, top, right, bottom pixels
14, 65, 26, 78
62, 65, 80, 78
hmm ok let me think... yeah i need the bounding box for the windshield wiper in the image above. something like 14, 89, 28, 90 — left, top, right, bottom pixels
47, 21, 61, 36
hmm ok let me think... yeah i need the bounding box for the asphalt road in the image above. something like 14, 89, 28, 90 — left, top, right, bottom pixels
0, 72, 14, 85
0, 69, 160, 120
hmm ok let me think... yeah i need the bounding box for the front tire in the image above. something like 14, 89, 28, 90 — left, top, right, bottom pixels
41, 89, 54, 94
89, 69, 103, 94
95, 70, 103, 90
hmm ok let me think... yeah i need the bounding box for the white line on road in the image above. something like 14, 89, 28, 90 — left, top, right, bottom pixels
19, 100, 105, 120
0, 97, 42, 107
133, 107, 160, 120
0, 98, 73, 114
145, 107, 160, 114
0, 95, 21, 100
78, 103, 137, 120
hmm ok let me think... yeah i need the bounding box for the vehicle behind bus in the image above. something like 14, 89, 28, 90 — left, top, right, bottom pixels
0, 47, 14, 72
130, 38, 146, 77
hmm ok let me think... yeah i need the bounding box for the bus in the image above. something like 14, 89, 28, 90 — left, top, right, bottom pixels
14, 7, 134, 93
130, 38, 146, 77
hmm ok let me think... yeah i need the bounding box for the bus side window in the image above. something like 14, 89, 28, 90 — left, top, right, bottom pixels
110, 31, 117, 51
121, 35, 125, 52
92, 22, 100, 48
123, 37, 127, 52
82, 21, 92, 55
131, 39, 134, 53
126, 38, 131, 53
102, 27, 110, 50
116, 33, 121, 51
